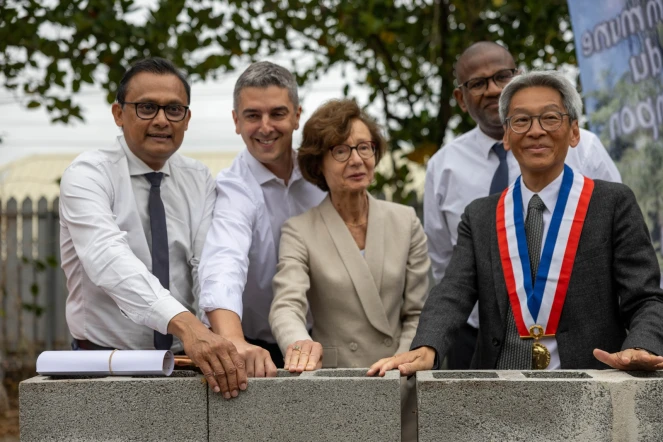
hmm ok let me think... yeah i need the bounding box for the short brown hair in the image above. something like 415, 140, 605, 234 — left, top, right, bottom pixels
298, 99, 386, 191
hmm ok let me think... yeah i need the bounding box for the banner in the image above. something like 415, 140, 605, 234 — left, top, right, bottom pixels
569, 0, 663, 265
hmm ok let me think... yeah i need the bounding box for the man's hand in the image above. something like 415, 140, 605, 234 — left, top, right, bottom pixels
168, 312, 247, 399
233, 339, 278, 378
284, 340, 323, 372
593, 348, 663, 371
367, 346, 436, 377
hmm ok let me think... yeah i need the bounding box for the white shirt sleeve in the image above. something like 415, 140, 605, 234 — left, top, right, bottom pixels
59, 161, 188, 335
198, 172, 257, 321
189, 169, 217, 311
578, 130, 622, 183
423, 157, 453, 284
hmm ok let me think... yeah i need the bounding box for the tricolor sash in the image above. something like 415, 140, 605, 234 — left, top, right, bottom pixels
496, 165, 594, 338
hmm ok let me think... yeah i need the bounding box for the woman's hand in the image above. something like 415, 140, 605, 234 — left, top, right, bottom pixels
284, 340, 323, 372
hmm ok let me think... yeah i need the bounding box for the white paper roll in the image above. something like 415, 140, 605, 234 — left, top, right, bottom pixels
36, 350, 174, 376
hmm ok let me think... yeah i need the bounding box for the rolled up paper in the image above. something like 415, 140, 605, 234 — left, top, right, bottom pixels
36, 350, 174, 376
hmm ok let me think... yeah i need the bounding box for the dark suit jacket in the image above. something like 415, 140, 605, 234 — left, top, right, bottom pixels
411, 180, 663, 369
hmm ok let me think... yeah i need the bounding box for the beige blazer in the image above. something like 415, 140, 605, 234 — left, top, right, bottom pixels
269, 194, 430, 368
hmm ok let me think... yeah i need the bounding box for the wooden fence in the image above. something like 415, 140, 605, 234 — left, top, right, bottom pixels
0, 197, 70, 358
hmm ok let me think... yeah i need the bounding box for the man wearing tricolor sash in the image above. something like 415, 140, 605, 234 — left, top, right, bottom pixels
369, 71, 663, 375
424, 42, 621, 370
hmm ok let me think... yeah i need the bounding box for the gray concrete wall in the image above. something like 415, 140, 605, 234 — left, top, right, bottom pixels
19, 368, 663, 441
209, 369, 401, 442
417, 370, 663, 442
19, 371, 207, 442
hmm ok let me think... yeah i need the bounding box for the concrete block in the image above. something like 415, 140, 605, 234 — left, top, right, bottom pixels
208, 369, 401, 442
417, 370, 615, 442
624, 371, 663, 441
20, 371, 207, 442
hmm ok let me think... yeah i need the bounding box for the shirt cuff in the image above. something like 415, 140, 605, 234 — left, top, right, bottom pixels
199, 280, 244, 320
144, 291, 190, 335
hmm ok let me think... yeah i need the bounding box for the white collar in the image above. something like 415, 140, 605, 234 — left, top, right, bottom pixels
475, 127, 504, 159
119, 135, 172, 177
520, 169, 565, 215
244, 149, 302, 186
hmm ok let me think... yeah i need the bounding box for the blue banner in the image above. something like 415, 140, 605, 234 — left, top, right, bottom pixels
569, 0, 663, 261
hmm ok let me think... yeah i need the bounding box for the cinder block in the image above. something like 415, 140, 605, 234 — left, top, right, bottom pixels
208, 369, 401, 442
417, 370, 614, 442
625, 371, 663, 441
20, 371, 207, 442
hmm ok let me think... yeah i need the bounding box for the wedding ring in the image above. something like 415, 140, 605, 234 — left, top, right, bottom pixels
293, 345, 301, 351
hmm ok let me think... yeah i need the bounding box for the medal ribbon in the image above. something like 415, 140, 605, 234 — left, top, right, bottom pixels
496, 165, 594, 337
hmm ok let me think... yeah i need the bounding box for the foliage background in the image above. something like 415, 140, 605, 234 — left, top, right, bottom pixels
1, 0, 577, 203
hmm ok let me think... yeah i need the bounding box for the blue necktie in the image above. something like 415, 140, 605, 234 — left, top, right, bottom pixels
489, 142, 509, 195
145, 172, 173, 350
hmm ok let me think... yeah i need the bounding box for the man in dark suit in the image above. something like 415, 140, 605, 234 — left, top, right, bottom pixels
369, 70, 663, 374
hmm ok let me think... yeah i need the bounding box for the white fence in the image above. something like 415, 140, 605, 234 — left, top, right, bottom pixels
0, 197, 70, 358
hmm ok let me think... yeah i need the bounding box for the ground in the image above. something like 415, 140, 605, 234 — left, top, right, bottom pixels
0, 360, 35, 441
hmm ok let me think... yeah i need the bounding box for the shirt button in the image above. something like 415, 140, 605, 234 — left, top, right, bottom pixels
383, 338, 393, 347
349, 342, 358, 352
492, 338, 501, 347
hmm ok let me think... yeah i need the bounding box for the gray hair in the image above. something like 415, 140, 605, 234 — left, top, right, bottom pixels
498, 70, 583, 123
233, 61, 299, 111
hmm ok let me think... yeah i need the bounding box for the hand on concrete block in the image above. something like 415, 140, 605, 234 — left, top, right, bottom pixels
367, 346, 436, 377
233, 339, 278, 378
593, 348, 663, 371
284, 340, 323, 373
168, 311, 247, 399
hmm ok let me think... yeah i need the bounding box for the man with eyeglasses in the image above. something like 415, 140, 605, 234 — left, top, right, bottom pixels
197, 61, 326, 377
423, 41, 621, 370
369, 70, 663, 376
60, 57, 248, 399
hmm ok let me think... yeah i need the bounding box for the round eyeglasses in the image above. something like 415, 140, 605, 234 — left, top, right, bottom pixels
461, 69, 517, 97
505, 111, 570, 134
329, 141, 376, 162
122, 102, 190, 122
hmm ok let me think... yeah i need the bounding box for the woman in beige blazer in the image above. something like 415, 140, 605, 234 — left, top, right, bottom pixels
268, 99, 430, 371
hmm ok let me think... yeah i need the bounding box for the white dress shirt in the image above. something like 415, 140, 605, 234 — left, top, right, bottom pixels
519, 170, 564, 369
198, 150, 326, 343
424, 126, 622, 329
60, 136, 216, 351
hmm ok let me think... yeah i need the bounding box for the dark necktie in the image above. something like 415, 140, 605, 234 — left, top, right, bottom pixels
497, 194, 545, 369
145, 172, 173, 350
489, 142, 509, 195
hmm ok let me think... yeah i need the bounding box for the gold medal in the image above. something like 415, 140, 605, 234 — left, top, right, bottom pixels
532, 342, 551, 369
529, 325, 550, 370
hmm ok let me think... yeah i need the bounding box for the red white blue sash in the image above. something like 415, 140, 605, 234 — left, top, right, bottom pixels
496, 165, 594, 338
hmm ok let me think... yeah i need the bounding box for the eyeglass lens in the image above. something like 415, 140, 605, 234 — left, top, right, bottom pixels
509, 112, 565, 133
134, 103, 187, 121
465, 69, 516, 95
331, 141, 375, 161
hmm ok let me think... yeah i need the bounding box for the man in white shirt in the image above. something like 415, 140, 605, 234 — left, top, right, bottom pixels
198, 62, 326, 377
60, 58, 247, 399
424, 41, 621, 369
